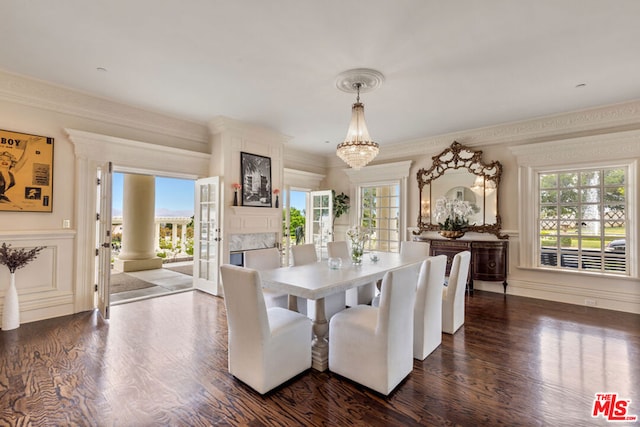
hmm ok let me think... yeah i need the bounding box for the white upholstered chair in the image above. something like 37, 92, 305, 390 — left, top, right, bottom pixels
243, 247, 288, 309
372, 240, 431, 308
442, 251, 471, 334
413, 255, 447, 360
328, 263, 420, 395
220, 264, 311, 394
400, 241, 430, 258
291, 243, 346, 320
327, 241, 375, 306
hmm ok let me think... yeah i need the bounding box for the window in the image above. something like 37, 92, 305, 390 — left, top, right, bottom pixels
344, 161, 412, 253
538, 167, 627, 274
359, 183, 401, 253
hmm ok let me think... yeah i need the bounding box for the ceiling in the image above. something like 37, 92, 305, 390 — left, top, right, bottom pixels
2, 1, 640, 155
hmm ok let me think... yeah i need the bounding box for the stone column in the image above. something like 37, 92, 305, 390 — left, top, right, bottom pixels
114, 174, 163, 272
180, 223, 187, 254
172, 222, 178, 250
154, 222, 161, 251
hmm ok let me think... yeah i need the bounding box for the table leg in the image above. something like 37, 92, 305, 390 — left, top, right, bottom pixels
287, 295, 299, 312
311, 297, 329, 371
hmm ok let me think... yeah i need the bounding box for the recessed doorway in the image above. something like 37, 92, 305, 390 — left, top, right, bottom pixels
109, 172, 195, 304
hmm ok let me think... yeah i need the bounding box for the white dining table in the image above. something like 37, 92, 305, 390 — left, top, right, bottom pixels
259, 252, 425, 371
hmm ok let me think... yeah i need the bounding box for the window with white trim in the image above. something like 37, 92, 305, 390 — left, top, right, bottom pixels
538, 166, 628, 274
359, 183, 401, 253
344, 161, 412, 252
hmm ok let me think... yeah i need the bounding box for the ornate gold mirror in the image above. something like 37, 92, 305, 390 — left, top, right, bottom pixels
416, 141, 507, 239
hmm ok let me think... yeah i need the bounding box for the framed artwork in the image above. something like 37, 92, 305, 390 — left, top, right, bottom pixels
240, 152, 272, 207
0, 129, 54, 212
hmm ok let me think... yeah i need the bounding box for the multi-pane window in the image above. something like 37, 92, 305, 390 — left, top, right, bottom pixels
538, 167, 627, 274
359, 184, 400, 253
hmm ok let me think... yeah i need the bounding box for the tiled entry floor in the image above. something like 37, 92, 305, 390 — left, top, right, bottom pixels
111, 262, 193, 304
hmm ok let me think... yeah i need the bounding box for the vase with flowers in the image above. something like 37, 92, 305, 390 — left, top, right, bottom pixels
1, 243, 45, 330
435, 197, 475, 239
273, 189, 280, 208
232, 183, 241, 206
346, 225, 370, 265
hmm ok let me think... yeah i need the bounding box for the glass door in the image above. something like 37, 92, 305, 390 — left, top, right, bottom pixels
308, 190, 333, 260
96, 161, 112, 319
193, 176, 222, 295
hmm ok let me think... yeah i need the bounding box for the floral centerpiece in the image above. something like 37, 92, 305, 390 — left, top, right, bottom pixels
1, 243, 46, 330
346, 225, 370, 265
273, 188, 280, 208
434, 197, 475, 238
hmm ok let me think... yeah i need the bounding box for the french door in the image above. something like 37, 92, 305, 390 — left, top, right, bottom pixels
308, 190, 333, 260
96, 161, 113, 319
193, 176, 222, 295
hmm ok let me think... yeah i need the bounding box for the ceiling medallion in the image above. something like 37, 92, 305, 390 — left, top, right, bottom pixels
335, 69, 384, 170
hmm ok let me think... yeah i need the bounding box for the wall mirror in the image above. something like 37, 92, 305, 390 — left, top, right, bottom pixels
416, 141, 507, 239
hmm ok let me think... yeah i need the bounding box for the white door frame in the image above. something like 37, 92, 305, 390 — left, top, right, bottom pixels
67, 129, 210, 313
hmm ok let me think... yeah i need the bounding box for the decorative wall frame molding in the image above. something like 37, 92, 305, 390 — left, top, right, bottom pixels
0, 230, 76, 323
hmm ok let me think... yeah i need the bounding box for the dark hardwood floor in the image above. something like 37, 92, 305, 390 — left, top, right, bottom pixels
1, 290, 638, 426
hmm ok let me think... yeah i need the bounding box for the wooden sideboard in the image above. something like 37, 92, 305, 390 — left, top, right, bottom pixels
414, 238, 509, 293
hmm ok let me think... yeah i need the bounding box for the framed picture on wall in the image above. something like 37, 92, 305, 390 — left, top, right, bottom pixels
0, 129, 54, 213
240, 152, 272, 207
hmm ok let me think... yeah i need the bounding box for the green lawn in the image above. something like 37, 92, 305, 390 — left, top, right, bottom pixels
540, 226, 625, 249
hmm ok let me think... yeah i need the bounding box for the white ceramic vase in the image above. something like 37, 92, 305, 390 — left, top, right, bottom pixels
2, 272, 20, 331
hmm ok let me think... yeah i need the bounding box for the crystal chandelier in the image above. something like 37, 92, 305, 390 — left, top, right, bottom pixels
335, 69, 384, 170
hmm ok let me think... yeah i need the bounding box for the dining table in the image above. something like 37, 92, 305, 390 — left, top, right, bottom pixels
259, 252, 426, 371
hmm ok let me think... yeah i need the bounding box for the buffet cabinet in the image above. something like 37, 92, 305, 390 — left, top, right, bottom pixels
415, 238, 508, 293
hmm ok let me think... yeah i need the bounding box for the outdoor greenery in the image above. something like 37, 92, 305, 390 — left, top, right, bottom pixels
283, 207, 306, 245
539, 168, 626, 256
540, 168, 625, 219
332, 191, 350, 230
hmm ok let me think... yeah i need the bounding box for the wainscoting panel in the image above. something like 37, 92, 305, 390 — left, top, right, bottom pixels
0, 230, 76, 325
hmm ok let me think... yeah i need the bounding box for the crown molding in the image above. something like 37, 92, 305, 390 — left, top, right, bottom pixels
283, 168, 325, 189
66, 128, 210, 178
327, 99, 640, 165
509, 129, 640, 166
343, 160, 413, 184
284, 145, 329, 175
208, 116, 292, 145
0, 69, 208, 143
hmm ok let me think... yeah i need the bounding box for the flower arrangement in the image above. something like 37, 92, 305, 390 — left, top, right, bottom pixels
232, 183, 241, 206
0, 243, 46, 273
346, 225, 371, 264
435, 197, 475, 231
272, 189, 280, 195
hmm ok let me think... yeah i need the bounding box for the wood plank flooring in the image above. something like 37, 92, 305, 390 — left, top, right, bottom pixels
1, 290, 638, 426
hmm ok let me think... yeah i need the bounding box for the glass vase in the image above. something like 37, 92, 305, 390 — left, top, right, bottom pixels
351, 241, 364, 265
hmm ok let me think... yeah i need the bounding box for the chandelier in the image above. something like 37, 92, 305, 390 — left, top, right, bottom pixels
335, 69, 384, 170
